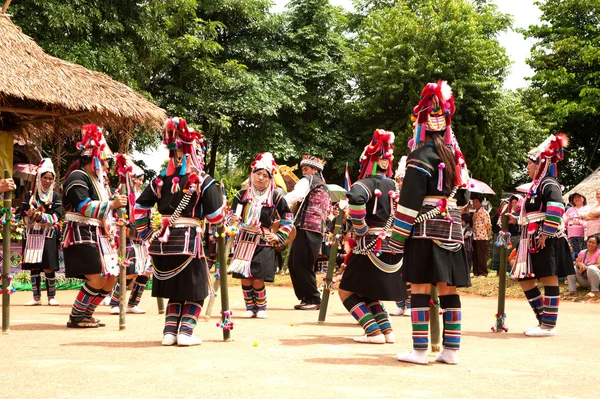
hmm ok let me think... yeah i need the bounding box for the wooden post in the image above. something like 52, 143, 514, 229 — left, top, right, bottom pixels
217, 224, 230, 341
118, 184, 127, 330
495, 213, 508, 332
2, 170, 13, 333
318, 210, 344, 324
157, 297, 165, 314
430, 286, 441, 352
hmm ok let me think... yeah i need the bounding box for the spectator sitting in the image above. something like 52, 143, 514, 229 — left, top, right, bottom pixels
566, 235, 600, 298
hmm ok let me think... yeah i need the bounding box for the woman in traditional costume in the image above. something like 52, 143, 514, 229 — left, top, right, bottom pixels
134, 118, 224, 346
62, 125, 128, 328
392, 81, 471, 365
228, 152, 293, 319
21, 158, 63, 306
338, 129, 406, 344
509, 133, 573, 337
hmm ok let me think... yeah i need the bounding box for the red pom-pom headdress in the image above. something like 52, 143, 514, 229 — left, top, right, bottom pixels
161, 117, 206, 177
527, 133, 569, 188
358, 129, 395, 180
77, 124, 112, 181
411, 80, 455, 146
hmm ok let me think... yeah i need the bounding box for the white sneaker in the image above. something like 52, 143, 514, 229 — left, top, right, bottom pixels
161, 334, 177, 346
126, 306, 146, 314
48, 298, 59, 306
524, 325, 557, 337
24, 298, 42, 306
109, 306, 120, 315
384, 332, 395, 343
241, 310, 256, 318
397, 350, 429, 364
404, 308, 412, 317
435, 349, 459, 365
389, 307, 407, 316
101, 296, 112, 306
255, 310, 268, 319
177, 334, 202, 346
353, 334, 386, 344
523, 324, 541, 334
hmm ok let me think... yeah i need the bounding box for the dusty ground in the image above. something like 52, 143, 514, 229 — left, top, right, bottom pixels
2, 286, 598, 399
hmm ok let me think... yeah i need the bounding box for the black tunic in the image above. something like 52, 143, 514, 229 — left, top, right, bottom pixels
135, 173, 223, 301
20, 191, 63, 271
339, 175, 406, 301
230, 188, 292, 282
520, 176, 573, 280
396, 142, 471, 287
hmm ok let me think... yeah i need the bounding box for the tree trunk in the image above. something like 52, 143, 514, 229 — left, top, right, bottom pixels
206, 132, 220, 177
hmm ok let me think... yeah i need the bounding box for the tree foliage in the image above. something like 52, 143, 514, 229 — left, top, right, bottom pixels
524, 0, 600, 187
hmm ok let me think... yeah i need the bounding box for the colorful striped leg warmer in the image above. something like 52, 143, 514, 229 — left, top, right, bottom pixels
163, 300, 183, 337
45, 271, 56, 299
342, 294, 381, 336
524, 287, 544, 324
128, 275, 148, 307
85, 288, 110, 318
179, 301, 203, 337
541, 285, 560, 328
395, 300, 405, 308
30, 270, 41, 300
254, 285, 267, 311
411, 294, 431, 350
110, 279, 133, 307
365, 299, 392, 335
439, 294, 461, 350
70, 283, 99, 321
242, 284, 255, 311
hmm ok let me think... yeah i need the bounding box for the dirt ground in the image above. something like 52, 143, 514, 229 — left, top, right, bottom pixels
1, 286, 598, 399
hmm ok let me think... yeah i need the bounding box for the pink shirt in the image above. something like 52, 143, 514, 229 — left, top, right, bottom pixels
564, 205, 590, 237
586, 204, 600, 239
580, 249, 600, 265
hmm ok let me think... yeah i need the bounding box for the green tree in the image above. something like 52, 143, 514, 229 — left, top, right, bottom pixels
524, 0, 600, 187
346, 0, 518, 194
277, 0, 352, 174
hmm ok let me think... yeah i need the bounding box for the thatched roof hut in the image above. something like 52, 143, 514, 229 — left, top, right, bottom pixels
0, 13, 166, 140
563, 168, 600, 205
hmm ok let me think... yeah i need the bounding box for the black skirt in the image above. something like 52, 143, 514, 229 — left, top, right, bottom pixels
232, 245, 276, 282
340, 252, 406, 301
520, 236, 574, 280
22, 236, 60, 271
63, 244, 103, 279
403, 238, 471, 287
151, 255, 209, 301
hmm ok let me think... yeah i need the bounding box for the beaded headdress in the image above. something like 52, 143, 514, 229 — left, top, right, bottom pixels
300, 155, 325, 172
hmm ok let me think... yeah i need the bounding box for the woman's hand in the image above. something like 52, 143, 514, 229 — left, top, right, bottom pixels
578, 264, 588, 275
229, 214, 240, 225
110, 195, 128, 210
263, 231, 278, 244
536, 235, 547, 250
505, 213, 517, 224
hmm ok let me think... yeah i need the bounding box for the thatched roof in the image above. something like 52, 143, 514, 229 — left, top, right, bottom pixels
563, 168, 600, 204
0, 14, 166, 137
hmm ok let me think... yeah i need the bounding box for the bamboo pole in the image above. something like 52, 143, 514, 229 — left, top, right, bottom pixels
2, 170, 13, 333
217, 224, 230, 341
118, 184, 127, 330
157, 297, 165, 314
1, 0, 13, 14
430, 285, 441, 352
318, 210, 344, 324
495, 213, 509, 332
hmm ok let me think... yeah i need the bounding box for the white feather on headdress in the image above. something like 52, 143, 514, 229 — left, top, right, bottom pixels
395, 156, 407, 179
440, 81, 453, 102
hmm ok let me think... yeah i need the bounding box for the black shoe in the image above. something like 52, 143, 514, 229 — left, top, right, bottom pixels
297, 303, 320, 310
294, 301, 306, 310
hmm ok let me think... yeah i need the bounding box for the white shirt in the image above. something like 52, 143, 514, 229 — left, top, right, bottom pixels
284, 176, 310, 207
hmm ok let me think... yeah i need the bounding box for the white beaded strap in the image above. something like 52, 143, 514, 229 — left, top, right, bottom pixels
414, 185, 459, 224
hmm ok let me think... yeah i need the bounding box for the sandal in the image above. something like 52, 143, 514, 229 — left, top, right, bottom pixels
585, 292, 598, 298
83, 317, 106, 327
563, 291, 576, 296
67, 319, 99, 329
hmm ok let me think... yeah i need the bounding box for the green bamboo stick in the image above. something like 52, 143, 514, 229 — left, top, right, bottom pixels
217, 224, 230, 341
317, 211, 344, 324
430, 285, 441, 352
2, 170, 12, 333
495, 213, 508, 332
